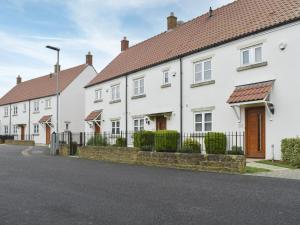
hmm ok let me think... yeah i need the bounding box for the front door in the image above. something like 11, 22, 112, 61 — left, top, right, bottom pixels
20, 126, 25, 141
46, 126, 51, 145
94, 124, 101, 134
156, 116, 167, 131
245, 107, 266, 158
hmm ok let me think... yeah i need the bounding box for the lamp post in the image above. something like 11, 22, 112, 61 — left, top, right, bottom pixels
46, 45, 60, 154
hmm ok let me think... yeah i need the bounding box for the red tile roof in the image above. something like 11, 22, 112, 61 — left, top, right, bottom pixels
0, 64, 88, 106
39, 115, 52, 123
227, 81, 274, 104
85, 110, 102, 121
87, 0, 300, 87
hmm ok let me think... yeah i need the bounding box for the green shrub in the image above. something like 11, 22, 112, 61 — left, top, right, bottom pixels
87, 135, 108, 146
281, 138, 300, 167
179, 138, 201, 153
133, 131, 155, 151
115, 137, 127, 147
154, 130, 179, 152
204, 132, 227, 154
70, 142, 78, 155
227, 146, 244, 155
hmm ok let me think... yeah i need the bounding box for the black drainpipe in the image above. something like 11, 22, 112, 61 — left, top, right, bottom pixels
125, 75, 128, 146
9, 104, 12, 135
28, 100, 31, 137
180, 57, 183, 148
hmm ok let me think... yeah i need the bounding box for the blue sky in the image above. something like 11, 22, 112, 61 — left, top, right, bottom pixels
0, 0, 233, 97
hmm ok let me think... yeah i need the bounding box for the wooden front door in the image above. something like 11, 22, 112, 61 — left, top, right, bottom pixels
20, 126, 25, 141
245, 107, 266, 158
46, 126, 51, 145
156, 116, 167, 131
94, 124, 101, 134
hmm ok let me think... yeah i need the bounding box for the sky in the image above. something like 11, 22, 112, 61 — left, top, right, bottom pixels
0, 0, 234, 97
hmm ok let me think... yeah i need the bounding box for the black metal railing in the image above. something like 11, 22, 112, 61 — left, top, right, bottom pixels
55, 131, 245, 155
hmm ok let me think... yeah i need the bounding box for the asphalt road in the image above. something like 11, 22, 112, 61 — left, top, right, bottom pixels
0, 145, 299, 225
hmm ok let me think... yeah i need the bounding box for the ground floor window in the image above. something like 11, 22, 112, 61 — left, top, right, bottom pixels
33, 124, 39, 135
4, 125, 9, 134
112, 120, 120, 135
134, 118, 144, 132
194, 112, 212, 132
13, 125, 18, 134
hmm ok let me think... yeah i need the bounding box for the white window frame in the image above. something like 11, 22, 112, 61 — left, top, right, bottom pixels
163, 70, 170, 85
194, 112, 213, 132
95, 89, 102, 101
111, 120, 120, 135
4, 125, 9, 134
13, 125, 18, 134
134, 118, 145, 132
111, 85, 120, 101
34, 101, 39, 112
13, 105, 18, 116
194, 59, 212, 84
33, 124, 39, 135
241, 45, 263, 66
133, 78, 145, 96
45, 99, 51, 109
4, 107, 9, 117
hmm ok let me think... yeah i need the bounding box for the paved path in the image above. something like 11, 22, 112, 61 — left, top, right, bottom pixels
0, 144, 300, 225
247, 159, 300, 180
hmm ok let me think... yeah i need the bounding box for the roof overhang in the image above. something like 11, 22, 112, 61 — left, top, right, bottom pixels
146, 111, 173, 120
85, 110, 102, 122
39, 115, 53, 127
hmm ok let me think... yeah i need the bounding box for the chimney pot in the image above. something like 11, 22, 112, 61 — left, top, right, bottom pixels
209, 7, 213, 17
54, 64, 61, 73
167, 12, 177, 30
16, 75, 22, 85
86, 51, 93, 65
121, 36, 129, 52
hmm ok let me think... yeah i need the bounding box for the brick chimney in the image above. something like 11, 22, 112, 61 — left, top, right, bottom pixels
54, 64, 61, 73
16, 75, 22, 85
86, 51, 93, 65
167, 12, 177, 30
121, 36, 129, 52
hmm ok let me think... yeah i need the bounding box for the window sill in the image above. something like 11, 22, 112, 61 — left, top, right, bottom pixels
237, 61, 268, 72
45, 107, 52, 110
33, 111, 40, 114
3, 116, 9, 118
94, 99, 103, 103
161, 83, 171, 89
131, 94, 146, 100
33, 134, 40, 136
109, 99, 121, 104
12, 114, 18, 117
190, 80, 215, 88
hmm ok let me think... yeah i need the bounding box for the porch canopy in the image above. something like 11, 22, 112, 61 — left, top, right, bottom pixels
39, 115, 53, 127
146, 111, 173, 120
227, 80, 275, 121
85, 110, 102, 126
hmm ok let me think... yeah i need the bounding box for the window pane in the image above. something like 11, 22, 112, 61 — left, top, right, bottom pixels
195, 72, 202, 83
204, 70, 211, 81
205, 123, 212, 131
242, 50, 250, 65
195, 114, 202, 122
204, 61, 211, 71
205, 113, 212, 122
134, 120, 138, 126
195, 123, 202, 132
195, 63, 202, 73
255, 47, 262, 62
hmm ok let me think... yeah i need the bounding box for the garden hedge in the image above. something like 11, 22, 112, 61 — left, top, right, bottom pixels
154, 130, 179, 152
281, 138, 300, 167
179, 138, 201, 153
204, 132, 227, 154
87, 135, 108, 146
133, 131, 155, 151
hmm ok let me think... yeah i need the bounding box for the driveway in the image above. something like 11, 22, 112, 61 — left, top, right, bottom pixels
0, 144, 300, 225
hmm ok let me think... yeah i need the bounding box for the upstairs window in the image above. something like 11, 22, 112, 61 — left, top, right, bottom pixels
112, 120, 120, 135
134, 118, 144, 132
95, 89, 102, 101
163, 70, 170, 85
241, 45, 263, 66
194, 112, 212, 132
111, 85, 120, 101
13, 106, 18, 116
45, 99, 51, 109
133, 78, 144, 96
34, 101, 39, 112
4, 107, 9, 117
194, 59, 212, 83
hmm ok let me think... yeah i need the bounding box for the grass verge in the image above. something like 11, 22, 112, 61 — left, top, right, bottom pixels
245, 166, 271, 174
256, 160, 297, 169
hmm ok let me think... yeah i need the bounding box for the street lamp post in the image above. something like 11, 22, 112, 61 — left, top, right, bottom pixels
46, 45, 60, 154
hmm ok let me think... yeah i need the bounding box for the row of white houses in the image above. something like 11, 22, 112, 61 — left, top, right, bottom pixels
1, 0, 300, 160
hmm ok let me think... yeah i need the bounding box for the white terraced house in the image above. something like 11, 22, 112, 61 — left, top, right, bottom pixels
0, 53, 97, 145
84, 0, 300, 160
